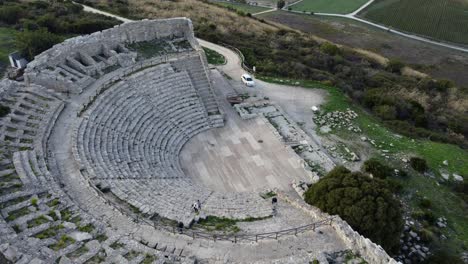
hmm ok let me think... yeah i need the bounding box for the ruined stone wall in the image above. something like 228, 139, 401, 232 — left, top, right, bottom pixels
23, 18, 199, 93
278, 191, 400, 264
26, 18, 197, 71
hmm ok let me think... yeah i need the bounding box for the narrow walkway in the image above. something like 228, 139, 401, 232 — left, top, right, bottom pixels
252, 8, 277, 16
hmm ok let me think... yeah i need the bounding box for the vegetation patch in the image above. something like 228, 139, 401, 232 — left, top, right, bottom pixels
141, 254, 157, 264
34, 224, 64, 239
0, 27, 16, 75
124, 250, 140, 261
49, 235, 75, 251
78, 223, 95, 233
0, 0, 120, 60
5, 207, 31, 222
305, 166, 403, 253
212, 1, 269, 14
203, 47, 226, 65
196, 215, 271, 233
110, 241, 125, 250
27, 215, 50, 228
290, 0, 369, 14
67, 245, 89, 259
197, 216, 241, 233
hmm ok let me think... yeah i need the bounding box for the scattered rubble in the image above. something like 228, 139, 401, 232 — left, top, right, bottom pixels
313, 109, 361, 134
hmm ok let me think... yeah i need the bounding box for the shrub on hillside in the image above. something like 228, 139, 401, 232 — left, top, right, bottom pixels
0, 5, 23, 24
374, 104, 397, 120
362, 158, 393, 179
424, 249, 464, 264
15, 28, 62, 60
410, 157, 427, 173
387, 59, 404, 73
304, 166, 403, 253
320, 42, 340, 56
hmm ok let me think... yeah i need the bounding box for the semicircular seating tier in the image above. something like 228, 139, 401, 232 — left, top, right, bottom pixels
75, 60, 273, 226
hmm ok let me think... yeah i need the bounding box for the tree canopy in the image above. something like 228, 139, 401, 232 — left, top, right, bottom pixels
15, 28, 62, 60
305, 166, 403, 253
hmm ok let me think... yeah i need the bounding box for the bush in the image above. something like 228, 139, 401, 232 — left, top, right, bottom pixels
374, 104, 397, 120
419, 197, 432, 209
362, 158, 393, 179
320, 42, 340, 56
277, 0, 286, 9
410, 157, 427, 173
0, 5, 23, 24
15, 28, 62, 60
304, 166, 403, 253
424, 249, 464, 264
387, 59, 404, 74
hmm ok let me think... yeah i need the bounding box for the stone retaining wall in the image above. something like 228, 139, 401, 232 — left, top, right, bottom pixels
26, 18, 197, 71
278, 191, 400, 264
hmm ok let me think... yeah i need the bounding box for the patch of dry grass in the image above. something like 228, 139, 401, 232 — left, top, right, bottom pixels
128, 0, 277, 35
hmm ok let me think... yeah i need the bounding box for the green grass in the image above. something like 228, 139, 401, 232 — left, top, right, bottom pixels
141, 254, 157, 264
213, 1, 270, 14
197, 216, 241, 233
196, 215, 272, 233
49, 235, 75, 251
5, 207, 30, 222
0, 27, 17, 75
27, 215, 50, 228
360, 0, 468, 45
203, 47, 226, 65
259, 75, 468, 253
289, 0, 369, 14
67, 245, 89, 259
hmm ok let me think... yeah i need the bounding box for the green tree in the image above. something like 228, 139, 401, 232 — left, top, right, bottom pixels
15, 28, 62, 61
320, 42, 340, 56
305, 166, 403, 253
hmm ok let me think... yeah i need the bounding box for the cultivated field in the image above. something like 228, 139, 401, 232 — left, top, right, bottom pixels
360, 0, 468, 45
258, 10, 468, 87
290, 0, 368, 14
213, 1, 269, 14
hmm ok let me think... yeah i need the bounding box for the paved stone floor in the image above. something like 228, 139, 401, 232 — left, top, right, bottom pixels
180, 71, 311, 192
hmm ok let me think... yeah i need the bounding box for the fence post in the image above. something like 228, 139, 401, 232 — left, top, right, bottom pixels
192, 232, 195, 239
313, 223, 316, 231
275, 232, 278, 240
255, 235, 258, 242
234, 236, 237, 243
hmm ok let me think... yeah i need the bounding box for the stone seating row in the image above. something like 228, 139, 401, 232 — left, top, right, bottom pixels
77, 65, 212, 180
102, 178, 273, 227
170, 54, 223, 122
0, 94, 188, 263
